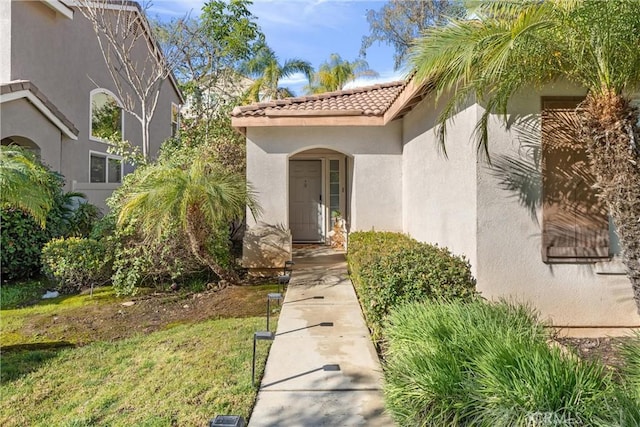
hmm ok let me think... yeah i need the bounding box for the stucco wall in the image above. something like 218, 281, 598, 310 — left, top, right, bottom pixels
402, 94, 479, 275
8, 1, 180, 208
0, 1, 10, 82
245, 124, 403, 233
0, 98, 63, 171
478, 83, 639, 327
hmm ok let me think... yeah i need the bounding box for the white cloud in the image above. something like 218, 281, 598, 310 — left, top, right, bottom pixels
250, 0, 353, 32
147, 0, 205, 18
280, 72, 311, 87
343, 69, 406, 89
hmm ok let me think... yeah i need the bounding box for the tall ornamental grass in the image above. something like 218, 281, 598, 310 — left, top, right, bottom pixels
383, 300, 620, 426
619, 331, 640, 423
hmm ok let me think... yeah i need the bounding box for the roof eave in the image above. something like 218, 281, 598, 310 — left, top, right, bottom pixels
1, 88, 79, 140
382, 76, 431, 125
231, 115, 385, 128
230, 77, 432, 130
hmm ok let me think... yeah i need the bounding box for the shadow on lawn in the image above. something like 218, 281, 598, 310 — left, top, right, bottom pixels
1, 341, 75, 382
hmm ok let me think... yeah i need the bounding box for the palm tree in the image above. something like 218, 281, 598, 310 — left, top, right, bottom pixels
117, 158, 259, 284
241, 44, 313, 102
410, 1, 640, 309
306, 53, 378, 94
0, 145, 55, 227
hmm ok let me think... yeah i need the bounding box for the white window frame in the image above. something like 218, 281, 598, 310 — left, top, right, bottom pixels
89, 88, 124, 143
326, 156, 345, 230
89, 150, 123, 184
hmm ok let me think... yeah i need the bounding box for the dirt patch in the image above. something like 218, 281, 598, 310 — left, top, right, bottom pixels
14, 285, 278, 346
556, 336, 632, 375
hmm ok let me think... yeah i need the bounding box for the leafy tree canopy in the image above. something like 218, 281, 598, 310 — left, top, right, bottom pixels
361, 0, 465, 71
153, 0, 264, 113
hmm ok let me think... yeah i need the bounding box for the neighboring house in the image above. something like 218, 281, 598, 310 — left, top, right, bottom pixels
231, 78, 640, 330
181, 72, 255, 119
0, 0, 183, 212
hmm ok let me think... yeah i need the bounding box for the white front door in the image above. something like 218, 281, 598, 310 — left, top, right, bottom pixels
289, 160, 323, 241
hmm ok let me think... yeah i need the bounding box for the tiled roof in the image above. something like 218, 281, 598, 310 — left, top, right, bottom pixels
232, 81, 407, 118
1, 80, 79, 137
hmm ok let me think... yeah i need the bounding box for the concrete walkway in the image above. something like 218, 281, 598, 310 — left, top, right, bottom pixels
249, 246, 394, 427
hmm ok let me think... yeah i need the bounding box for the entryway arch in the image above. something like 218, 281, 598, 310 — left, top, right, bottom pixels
288, 148, 351, 243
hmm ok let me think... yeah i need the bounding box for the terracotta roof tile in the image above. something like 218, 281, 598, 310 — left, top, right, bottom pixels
232, 81, 407, 118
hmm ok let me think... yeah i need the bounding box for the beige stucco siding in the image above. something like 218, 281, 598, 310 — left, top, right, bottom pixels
477, 83, 638, 327
350, 153, 403, 232
402, 94, 479, 275
245, 124, 403, 233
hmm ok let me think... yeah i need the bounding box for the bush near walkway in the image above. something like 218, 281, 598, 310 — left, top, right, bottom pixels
383, 300, 632, 426
347, 231, 476, 341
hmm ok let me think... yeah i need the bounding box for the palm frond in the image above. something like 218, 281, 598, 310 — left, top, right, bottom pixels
0, 146, 55, 226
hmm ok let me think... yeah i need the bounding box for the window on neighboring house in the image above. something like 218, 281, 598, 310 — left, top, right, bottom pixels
541, 97, 610, 263
90, 89, 123, 142
171, 103, 180, 137
90, 152, 122, 183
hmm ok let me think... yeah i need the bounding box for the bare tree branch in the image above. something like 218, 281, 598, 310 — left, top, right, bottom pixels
76, 0, 183, 158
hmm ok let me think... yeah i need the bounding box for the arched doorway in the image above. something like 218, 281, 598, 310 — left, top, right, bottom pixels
1, 136, 41, 158
289, 148, 349, 243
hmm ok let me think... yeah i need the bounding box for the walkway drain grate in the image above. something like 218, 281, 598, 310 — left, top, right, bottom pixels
319, 322, 334, 327
323, 364, 341, 371
313, 296, 325, 299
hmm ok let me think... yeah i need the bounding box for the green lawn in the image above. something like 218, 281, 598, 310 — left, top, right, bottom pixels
1, 317, 271, 426
1, 286, 125, 347
1, 278, 50, 309
1, 282, 279, 426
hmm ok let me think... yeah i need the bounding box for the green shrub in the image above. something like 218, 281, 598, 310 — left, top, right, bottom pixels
347, 231, 476, 341
64, 196, 102, 237
383, 300, 618, 426
1, 209, 50, 281
41, 237, 111, 293
103, 213, 212, 296
347, 231, 417, 277
102, 140, 241, 295
1, 160, 100, 283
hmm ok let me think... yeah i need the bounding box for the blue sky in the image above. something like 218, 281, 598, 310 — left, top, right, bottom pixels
148, 0, 407, 96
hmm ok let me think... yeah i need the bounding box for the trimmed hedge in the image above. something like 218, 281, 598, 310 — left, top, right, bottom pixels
347, 231, 476, 341
383, 300, 621, 426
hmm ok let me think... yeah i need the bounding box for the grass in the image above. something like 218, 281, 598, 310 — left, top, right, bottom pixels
1, 278, 50, 309
382, 300, 621, 426
0, 317, 271, 426
1, 281, 281, 425
620, 331, 640, 405
1, 287, 124, 347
